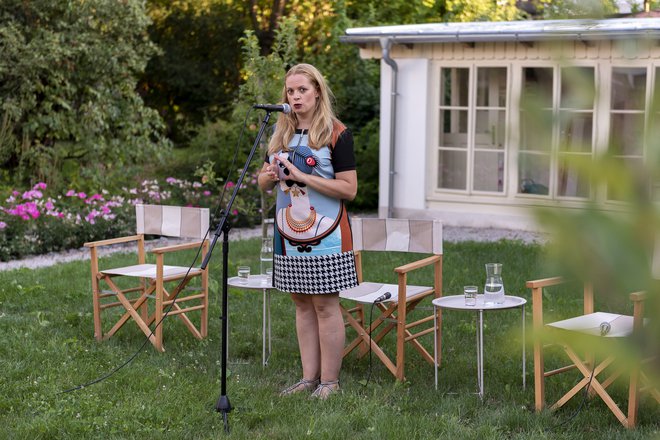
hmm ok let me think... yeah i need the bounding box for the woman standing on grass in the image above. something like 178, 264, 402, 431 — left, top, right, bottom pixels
257, 63, 358, 399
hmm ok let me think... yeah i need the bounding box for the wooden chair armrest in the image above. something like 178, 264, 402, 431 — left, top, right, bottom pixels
630, 291, 647, 302
84, 235, 142, 248
394, 255, 441, 274
525, 276, 565, 289
151, 240, 207, 254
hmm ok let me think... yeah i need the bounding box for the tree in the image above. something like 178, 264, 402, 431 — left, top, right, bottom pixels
0, 0, 170, 190
141, 1, 246, 141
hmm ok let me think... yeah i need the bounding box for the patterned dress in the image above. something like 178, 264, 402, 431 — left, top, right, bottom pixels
268, 127, 358, 294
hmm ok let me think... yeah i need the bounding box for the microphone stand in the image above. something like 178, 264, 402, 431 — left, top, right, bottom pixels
200, 109, 274, 433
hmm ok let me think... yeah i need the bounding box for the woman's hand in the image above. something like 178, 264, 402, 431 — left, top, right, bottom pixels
273, 154, 306, 184
257, 160, 280, 191
274, 154, 357, 201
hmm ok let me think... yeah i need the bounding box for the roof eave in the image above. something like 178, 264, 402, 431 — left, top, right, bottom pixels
340, 30, 660, 45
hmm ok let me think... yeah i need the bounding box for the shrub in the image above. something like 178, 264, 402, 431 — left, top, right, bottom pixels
0, 178, 261, 261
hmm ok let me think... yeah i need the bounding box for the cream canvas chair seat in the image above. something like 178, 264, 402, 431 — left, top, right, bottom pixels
85, 204, 210, 352
527, 277, 659, 428
340, 217, 443, 381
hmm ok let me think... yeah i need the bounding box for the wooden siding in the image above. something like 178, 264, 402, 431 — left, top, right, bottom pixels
358, 40, 660, 61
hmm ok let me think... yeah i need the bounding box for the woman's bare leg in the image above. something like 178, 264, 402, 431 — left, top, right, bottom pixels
312, 293, 344, 386
291, 293, 321, 381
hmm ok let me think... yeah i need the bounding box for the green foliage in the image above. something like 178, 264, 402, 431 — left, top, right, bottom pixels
0, 0, 171, 191
186, 17, 299, 227
0, 178, 236, 261
141, 0, 246, 142
351, 118, 380, 210
534, 0, 619, 18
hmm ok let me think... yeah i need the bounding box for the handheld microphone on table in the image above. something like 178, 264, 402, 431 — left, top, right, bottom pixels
253, 103, 291, 114
599, 321, 611, 336
374, 292, 392, 303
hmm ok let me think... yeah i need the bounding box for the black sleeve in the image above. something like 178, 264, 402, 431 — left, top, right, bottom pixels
331, 129, 356, 173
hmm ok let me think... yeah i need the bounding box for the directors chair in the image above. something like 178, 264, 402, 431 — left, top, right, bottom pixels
527, 277, 659, 428
85, 204, 210, 352
339, 217, 443, 381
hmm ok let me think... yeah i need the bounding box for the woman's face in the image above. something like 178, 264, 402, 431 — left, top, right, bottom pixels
285, 73, 319, 121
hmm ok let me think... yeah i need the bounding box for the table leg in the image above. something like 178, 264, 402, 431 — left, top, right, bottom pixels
478, 310, 484, 399
261, 288, 272, 367
266, 288, 272, 365
434, 305, 438, 390
522, 304, 526, 389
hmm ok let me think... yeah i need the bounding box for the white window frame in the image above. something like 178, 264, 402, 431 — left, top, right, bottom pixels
432, 63, 510, 197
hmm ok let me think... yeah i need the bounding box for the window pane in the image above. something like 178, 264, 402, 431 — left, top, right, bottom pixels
473, 151, 504, 191
438, 150, 467, 190
560, 67, 595, 110
522, 67, 553, 109
439, 109, 468, 148
520, 109, 553, 152
518, 152, 550, 195
609, 113, 645, 156
475, 109, 505, 149
557, 154, 590, 198
612, 67, 646, 110
441, 68, 469, 107
558, 112, 593, 153
477, 67, 507, 107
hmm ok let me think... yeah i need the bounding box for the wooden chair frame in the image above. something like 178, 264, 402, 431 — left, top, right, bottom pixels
85, 204, 210, 352
527, 277, 659, 428
340, 218, 443, 381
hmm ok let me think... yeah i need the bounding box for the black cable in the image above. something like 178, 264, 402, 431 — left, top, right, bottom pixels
59, 108, 260, 394
361, 292, 392, 388
547, 353, 598, 430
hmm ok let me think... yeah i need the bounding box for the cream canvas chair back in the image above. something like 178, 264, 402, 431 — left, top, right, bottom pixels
136, 204, 209, 240
351, 217, 443, 255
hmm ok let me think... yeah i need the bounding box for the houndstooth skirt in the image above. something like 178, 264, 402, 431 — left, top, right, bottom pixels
273, 251, 358, 294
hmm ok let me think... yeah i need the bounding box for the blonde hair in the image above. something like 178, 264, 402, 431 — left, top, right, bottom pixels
267, 63, 342, 155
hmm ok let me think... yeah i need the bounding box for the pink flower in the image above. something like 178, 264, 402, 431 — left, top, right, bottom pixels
33, 182, 47, 190
231, 209, 238, 216
77, 192, 87, 199
226, 181, 235, 188
166, 177, 176, 184
203, 190, 211, 196
0, 221, 6, 229
66, 190, 76, 197
22, 189, 43, 200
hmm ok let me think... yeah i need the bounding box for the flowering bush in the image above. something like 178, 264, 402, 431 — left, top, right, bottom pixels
0, 177, 262, 261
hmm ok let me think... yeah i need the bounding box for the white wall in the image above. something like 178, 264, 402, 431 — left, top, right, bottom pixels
379, 58, 430, 217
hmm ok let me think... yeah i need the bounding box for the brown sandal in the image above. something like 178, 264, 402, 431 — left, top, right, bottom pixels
279, 378, 320, 396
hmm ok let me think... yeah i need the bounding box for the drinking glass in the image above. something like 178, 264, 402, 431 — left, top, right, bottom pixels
237, 265, 250, 284
464, 285, 478, 306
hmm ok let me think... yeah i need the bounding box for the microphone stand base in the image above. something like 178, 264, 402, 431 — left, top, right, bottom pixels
215, 395, 232, 433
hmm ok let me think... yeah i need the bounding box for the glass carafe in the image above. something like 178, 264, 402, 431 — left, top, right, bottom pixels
260, 237, 273, 277
484, 263, 505, 305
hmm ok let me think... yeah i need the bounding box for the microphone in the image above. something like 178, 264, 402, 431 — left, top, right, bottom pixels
373, 292, 392, 303
253, 103, 291, 114
600, 321, 611, 336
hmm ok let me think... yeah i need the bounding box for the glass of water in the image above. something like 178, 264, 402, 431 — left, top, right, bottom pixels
262, 267, 273, 286
464, 285, 478, 306
237, 265, 250, 284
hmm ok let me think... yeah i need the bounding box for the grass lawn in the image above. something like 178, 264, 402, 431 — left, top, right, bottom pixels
0, 237, 658, 439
